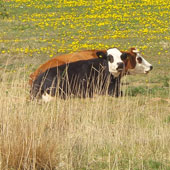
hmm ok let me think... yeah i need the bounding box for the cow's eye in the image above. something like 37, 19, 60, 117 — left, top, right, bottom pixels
137, 57, 142, 63
108, 54, 114, 63
121, 53, 128, 60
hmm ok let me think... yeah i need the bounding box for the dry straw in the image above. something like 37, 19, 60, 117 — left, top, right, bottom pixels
0, 68, 170, 169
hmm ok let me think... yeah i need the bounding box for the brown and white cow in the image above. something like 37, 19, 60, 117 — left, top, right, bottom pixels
125, 48, 153, 75
29, 47, 153, 86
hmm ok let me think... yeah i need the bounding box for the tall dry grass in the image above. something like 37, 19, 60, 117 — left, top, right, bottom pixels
0, 68, 170, 169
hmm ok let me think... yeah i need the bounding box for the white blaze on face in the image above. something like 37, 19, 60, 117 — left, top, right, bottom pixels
128, 50, 153, 75
107, 48, 124, 77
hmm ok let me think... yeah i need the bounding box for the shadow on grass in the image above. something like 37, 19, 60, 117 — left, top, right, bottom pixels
125, 85, 169, 98
142, 159, 170, 170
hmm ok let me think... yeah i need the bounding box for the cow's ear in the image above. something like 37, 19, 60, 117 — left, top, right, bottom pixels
120, 53, 128, 60
96, 51, 107, 59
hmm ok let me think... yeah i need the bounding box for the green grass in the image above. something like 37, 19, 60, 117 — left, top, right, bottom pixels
125, 85, 169, 98
0, 0, 170, 169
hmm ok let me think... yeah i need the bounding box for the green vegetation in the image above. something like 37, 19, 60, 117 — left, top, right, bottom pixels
0, 1, 9, 19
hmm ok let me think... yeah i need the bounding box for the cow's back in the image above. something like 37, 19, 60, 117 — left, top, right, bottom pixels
29, 49, 106, 85
31, 58, 110, 99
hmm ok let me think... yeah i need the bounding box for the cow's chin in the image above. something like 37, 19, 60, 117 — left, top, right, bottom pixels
111, 72, 120, 77
144, 70, 151, 74
128, 70, 151, 75
140, 68, 151, 74
127, 68, 147, 75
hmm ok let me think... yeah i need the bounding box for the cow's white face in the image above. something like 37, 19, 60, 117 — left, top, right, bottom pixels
128, 49, 153, 75
107, 48, 124, 77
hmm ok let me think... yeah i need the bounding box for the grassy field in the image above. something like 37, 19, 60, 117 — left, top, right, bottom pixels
0, 0, 170, 169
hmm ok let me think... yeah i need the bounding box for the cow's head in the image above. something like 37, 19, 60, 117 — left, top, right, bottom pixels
96, 48, 125, 77
122, 48, 153, 75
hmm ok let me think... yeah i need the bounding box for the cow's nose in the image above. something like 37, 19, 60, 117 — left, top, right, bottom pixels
117, 62, 124, 70
150, 66, 153, 70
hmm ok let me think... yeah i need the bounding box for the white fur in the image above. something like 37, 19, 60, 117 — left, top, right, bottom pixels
107, 48, 124, 77
128, 52, 152, 75
42, 93, 54, 102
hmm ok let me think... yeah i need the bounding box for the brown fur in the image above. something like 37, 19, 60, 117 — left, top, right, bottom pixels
29, 48, 137, 86
122, 48, 137, 72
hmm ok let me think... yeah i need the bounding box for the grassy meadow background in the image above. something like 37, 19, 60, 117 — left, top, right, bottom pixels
0, 0, 170, 169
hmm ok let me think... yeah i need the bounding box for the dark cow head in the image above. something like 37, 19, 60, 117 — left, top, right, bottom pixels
96, 48, 125, 77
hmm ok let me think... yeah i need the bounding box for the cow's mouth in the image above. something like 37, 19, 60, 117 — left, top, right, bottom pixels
117, 68, 124, 72
144, 70, 150, 74
117, 69, 123, 73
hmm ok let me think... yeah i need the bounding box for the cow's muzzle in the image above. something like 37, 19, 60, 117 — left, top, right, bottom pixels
117, 62, 124, 72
